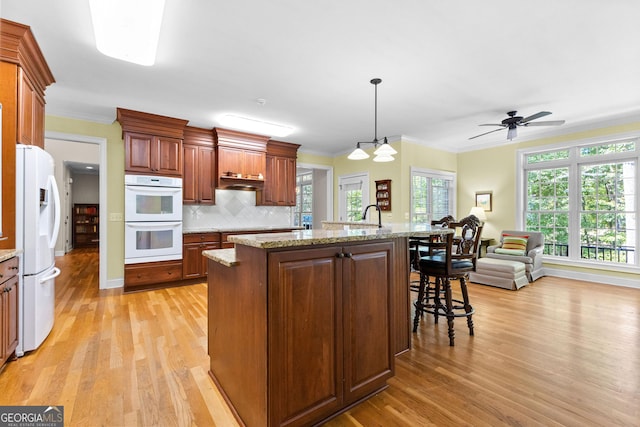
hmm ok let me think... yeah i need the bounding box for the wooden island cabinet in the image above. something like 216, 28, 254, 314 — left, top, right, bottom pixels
204, 225, 450, 427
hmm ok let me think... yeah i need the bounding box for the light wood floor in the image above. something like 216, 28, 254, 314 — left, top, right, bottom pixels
1, 248, 638, 426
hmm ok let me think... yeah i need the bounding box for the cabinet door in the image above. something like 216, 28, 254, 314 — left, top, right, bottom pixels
280, 157, 297, 206
342, 242, 394, 404
183, 144, 198, 204
0, 283, 5, 364
268, 247, 344, 426
18, 72, 35, 146
156, 136, 183, 176
125, 132, 154, 173
217, 146, 243, 177
4, 276, 19, 358
244, 150, 266, 177
182, 242, 204, 279
260, 155, 277, 205
197, 146, 215, 204
32, 93, 45, 148
200, 242, 219, 276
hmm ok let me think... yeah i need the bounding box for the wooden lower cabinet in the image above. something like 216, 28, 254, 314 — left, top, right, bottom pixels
208, 240, 396, 427
124, 260, 183, 292
1, 256, 19, 368
183, 233, 220, 279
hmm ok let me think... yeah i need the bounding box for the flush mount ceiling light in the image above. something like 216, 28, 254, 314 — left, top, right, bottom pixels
220, 114, 295, 138
89, 0, 166, 66
348, 78, 396, 162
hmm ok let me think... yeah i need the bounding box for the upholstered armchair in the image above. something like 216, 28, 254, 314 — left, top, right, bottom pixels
486, 230, 545, 282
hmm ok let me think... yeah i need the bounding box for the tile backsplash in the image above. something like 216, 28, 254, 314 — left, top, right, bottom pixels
183, 189, 293, 230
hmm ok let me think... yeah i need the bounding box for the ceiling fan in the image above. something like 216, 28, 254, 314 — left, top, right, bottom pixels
469, 111, 565, 141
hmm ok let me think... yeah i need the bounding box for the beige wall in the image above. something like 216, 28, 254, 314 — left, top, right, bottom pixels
330, 138, 457, 224
44, 115, 640, 285
45, 115, 125, 283
457, 121, 640, 284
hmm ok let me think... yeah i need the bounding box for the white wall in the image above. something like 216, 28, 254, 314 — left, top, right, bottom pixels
71, 173, 99, 204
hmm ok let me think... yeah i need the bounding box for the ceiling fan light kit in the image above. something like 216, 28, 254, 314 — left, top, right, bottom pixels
469, 110, 565, 141
348, 78, 395, 162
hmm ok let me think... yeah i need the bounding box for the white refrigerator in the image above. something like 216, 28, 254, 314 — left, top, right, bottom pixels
16, 144, 62, 356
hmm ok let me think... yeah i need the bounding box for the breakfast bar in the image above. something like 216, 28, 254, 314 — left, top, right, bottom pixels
204, 224, 451, 427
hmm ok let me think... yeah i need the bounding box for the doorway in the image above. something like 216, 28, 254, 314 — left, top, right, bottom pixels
45, 131, 107, 289
296, 163, 333, 229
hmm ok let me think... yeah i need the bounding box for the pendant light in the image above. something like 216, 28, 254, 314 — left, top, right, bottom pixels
348, 78, 396, 161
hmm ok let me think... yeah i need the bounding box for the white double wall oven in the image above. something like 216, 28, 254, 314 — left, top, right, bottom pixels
124, 174, 183, 264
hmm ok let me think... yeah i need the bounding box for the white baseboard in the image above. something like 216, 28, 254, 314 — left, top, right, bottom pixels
102, 278, 124, 290
544, 267, 640, 289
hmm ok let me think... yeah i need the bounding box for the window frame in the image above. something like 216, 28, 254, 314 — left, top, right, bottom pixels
409, 167, 457, 225
517, 132, 640, 272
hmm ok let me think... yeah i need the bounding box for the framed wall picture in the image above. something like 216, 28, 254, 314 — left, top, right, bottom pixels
475, 191, 492, 212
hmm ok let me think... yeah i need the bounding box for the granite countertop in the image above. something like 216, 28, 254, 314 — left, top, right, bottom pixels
208, 223, 452, 251
202, 223, 452, 265
0, 249, 21, 262
183, 226, 303, 234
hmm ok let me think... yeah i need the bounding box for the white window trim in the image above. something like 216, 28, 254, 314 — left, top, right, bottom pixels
516, 130, 640, 273
410, 167, 457, 223
338, 172, 369, 222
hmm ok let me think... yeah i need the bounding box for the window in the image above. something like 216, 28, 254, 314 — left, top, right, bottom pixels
294, 172, 313, 229
410, 168, 456, 224
338, 173, 369, 222
519, 137, 638, 267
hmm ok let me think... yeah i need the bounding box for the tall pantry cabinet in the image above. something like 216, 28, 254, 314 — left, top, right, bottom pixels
0, 18, 55, 249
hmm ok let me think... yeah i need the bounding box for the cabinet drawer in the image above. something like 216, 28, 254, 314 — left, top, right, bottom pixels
125, 260, 183, 287
184, 232, 221, 244
0, 257, 19, 284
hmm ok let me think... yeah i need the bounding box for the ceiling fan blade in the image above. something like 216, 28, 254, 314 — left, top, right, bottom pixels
523, 120, 565, 126
469, 128, 505, 140
521, 111, 552, 123
478, 123, 506, 127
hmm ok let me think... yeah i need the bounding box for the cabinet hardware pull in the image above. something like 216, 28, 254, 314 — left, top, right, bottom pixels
344, 253, 352, 258
335, 253, 344, 258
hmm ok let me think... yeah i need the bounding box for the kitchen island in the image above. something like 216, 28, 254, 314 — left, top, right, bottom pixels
204, 224, 451, 427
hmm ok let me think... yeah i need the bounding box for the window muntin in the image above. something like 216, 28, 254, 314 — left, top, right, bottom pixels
521, 137, 638, 267
525, 167, 570, 256
410, 168, 455, 224
294, 173, 313, 229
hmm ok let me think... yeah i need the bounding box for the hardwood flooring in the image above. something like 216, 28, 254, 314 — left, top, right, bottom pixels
1, 248, 638, 426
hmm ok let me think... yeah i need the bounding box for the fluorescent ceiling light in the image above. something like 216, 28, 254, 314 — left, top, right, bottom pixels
220, 114, 295, 138
89, 0, 165, 66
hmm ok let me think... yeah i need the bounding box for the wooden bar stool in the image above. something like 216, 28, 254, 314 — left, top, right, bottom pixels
412, 215, 483, 346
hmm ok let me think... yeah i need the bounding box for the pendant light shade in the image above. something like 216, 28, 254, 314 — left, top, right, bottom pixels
349, 78, 395, 161
373, 153, 395, 162
348, 144, 370, 160
373, 137, 397, 156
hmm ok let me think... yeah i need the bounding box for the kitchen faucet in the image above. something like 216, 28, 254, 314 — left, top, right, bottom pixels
362, 204, 382, 228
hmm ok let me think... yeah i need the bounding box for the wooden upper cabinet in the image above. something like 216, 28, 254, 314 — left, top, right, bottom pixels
258, 140, 300, 206
117, 108, 188, 177
183, 126, 215, 205
213, 128, 268, 188
1, 19, 55, 249
124, 132, 183, 176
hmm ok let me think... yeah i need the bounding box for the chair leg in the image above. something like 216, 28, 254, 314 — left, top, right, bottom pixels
459, 276, 474, 336
412, 272, 427, 333
443, 278, 455, 346
433, 277, 442, 324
